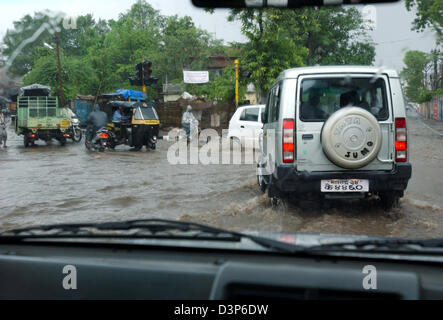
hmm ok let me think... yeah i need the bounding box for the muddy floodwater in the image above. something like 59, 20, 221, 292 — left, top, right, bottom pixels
1, 111, 442, 238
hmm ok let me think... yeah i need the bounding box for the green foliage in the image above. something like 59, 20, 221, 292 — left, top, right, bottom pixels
1, 0, 375, 105
401, 50, 432, 102
22, 52, 97, 102
417, 89, 435, 103
1, 11, 57, 75
0, 11, 109, 75
1, 0, 229, 101
227, 7, 375, 97
406, 0, 443, 44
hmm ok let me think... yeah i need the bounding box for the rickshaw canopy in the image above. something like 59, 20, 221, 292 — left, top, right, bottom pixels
106, 101, 159, 120
101, 89, 144, 101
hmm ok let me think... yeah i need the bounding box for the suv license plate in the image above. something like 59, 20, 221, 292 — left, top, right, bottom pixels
321, 179, 369, 192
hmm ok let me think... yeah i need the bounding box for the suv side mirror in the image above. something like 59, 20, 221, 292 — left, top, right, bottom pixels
261, 110, 267, 124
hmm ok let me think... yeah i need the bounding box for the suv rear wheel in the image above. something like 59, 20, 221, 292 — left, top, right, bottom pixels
257, 173, 269, 193
379, 193, 399, 211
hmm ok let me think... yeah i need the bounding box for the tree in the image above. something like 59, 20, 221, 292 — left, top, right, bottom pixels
159, 15, 223, 82
0, 11, 58, 75
226, 9, 307, 99
1, 0, 236, 102
400, 50, 430, 102
0, 11, 108, 76
22, 50, 97, 101
226, 7, 375, 99
406, 0, 443, 43
428, 49, 442, 90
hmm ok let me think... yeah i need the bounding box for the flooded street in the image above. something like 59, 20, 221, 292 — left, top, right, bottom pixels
1, 111, 442, 238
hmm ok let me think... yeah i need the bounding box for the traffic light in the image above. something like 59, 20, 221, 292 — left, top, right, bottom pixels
136, 62, 143, 79
143, 61, 152, 79
128, 60, 158, 87
128, 62, 143, 86
142, 61, 158, 86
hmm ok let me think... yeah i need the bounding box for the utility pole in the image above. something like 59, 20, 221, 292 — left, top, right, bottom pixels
235, 59, 239, 108
142, 70, 146, 101
54, 30, 64, 106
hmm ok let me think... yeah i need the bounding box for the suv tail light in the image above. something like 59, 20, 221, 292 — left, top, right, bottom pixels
282, 119, 295, 163
395, 117, 407, 162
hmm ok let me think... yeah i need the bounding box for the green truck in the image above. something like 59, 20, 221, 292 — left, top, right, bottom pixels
15, 84, 71, 147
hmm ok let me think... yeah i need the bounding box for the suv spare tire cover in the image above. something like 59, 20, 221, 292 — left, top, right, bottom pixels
321, 107, 382, 169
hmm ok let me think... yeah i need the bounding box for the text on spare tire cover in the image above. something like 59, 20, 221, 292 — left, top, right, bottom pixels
332, 116, 377, 161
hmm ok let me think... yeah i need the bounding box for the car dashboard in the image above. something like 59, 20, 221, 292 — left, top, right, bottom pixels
1, 241, 443, 300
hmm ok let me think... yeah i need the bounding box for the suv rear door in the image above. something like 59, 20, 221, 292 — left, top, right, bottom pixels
262, 82, 283, 170
296, 74, 394, 172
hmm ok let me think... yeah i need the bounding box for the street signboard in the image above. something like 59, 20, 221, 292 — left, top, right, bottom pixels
183, 71, 209, 84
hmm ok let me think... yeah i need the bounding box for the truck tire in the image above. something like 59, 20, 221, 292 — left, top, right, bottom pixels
24, 136, 29, 148
321, 107, 382, 169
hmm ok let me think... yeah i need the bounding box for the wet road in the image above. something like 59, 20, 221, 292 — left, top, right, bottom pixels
0, 111, 442, 238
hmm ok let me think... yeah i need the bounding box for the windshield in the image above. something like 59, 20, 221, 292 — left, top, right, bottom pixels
140, 107, 158, 120
0, 0, 442, 246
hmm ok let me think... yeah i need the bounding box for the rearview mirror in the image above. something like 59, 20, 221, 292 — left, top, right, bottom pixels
192, 0, 400, 8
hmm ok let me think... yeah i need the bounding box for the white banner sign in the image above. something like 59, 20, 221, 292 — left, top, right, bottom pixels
183, 71, 209, 84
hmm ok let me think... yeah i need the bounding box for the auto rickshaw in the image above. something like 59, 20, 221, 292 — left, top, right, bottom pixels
104, 100, 160, 150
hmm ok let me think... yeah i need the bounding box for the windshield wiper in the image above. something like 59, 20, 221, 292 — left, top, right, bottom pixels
5, 220, 440, 255
0, 219, 303, 253
308, 238, 443, 253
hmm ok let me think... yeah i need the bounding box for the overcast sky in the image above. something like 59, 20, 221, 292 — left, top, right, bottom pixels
0, 0, 438, 72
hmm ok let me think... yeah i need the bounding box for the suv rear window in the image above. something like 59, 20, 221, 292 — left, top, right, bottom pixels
299, 77, 389, 122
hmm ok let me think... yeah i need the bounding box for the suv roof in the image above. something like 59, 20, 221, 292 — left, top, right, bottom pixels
277, 66, 399, 81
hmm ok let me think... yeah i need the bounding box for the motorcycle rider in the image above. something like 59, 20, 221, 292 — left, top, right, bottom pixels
85, 105, 108, 145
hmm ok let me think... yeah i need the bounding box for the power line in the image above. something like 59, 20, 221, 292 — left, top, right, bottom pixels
375, 32, 436, 45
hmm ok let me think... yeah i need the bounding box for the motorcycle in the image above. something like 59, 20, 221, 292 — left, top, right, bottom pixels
65, 117, 82, 142
85, 127, 110, 152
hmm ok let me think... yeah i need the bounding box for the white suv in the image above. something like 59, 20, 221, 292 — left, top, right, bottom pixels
258, 66, 412, 210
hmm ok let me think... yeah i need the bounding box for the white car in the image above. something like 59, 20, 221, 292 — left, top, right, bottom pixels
228, 104, 265, 147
